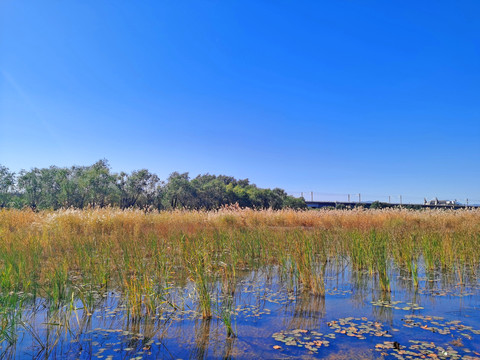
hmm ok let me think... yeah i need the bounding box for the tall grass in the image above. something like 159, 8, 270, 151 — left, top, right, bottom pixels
1, 207, 480, 340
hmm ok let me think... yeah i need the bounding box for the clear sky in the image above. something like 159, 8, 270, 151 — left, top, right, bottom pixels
1, 1, 479, 203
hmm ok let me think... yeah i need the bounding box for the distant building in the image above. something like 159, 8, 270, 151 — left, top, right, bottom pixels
424, 197, 457, 206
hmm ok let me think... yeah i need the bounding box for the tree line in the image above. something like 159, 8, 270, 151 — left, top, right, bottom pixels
0, 160, 306, 210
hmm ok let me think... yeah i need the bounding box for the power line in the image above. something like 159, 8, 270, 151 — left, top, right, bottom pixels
288, 191, 480, 206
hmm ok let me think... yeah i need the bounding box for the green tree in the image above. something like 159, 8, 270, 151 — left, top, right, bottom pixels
163, 172, 198, 209
191, 174, 229, 210
0, 165, 15, 207
116, 169, 160, 208
78, 160, 116, 207
2, 160, 306, 210
18, 168, 42, 210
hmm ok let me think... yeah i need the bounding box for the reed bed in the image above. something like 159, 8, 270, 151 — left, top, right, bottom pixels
1, 207, 480, 342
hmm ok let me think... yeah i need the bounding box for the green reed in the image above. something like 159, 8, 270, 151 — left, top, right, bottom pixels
1, 207, 480, 342
370, 231, 391, 293
217, 265, 236, 338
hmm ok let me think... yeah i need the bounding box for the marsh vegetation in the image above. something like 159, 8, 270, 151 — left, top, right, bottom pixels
0, 208, 480, 358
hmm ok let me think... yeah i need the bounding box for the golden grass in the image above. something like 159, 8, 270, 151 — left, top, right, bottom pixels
0, 207, 479, 322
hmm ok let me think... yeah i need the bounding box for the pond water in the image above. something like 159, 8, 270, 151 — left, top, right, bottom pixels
3, 264, 480, 359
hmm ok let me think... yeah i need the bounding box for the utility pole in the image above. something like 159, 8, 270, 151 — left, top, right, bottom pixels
388, 195, 391, 203
348, 194, 350, 202
466, 198, 469, 207
301, 192, 304, 199
400, 195, 402, 205
358, 193, 361, 203
311, 192, 313, 202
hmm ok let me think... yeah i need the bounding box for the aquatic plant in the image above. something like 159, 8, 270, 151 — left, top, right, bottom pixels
1, 207, 480, 349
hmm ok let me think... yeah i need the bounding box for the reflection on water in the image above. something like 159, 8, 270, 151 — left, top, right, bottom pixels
286, 291, 325, 331
2, 262, 480, 359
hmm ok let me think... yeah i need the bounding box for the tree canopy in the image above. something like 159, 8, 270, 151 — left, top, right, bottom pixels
0, 160, 306, 210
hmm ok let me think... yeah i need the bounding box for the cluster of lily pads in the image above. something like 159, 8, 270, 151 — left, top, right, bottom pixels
418, 288, 476, 298
371, 299, 424, 311
375, 340, 480, 360
327, 316, 394, 339
232, 304, 272, 318
325, 288, 353, 296
271, 317, 397, 354
402, 315, 480, 338
272, 314, 480, 359
272, 329, 331, 353
60, 327, 159, 359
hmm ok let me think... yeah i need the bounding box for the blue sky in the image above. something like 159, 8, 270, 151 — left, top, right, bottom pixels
1, 1, 479, 203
